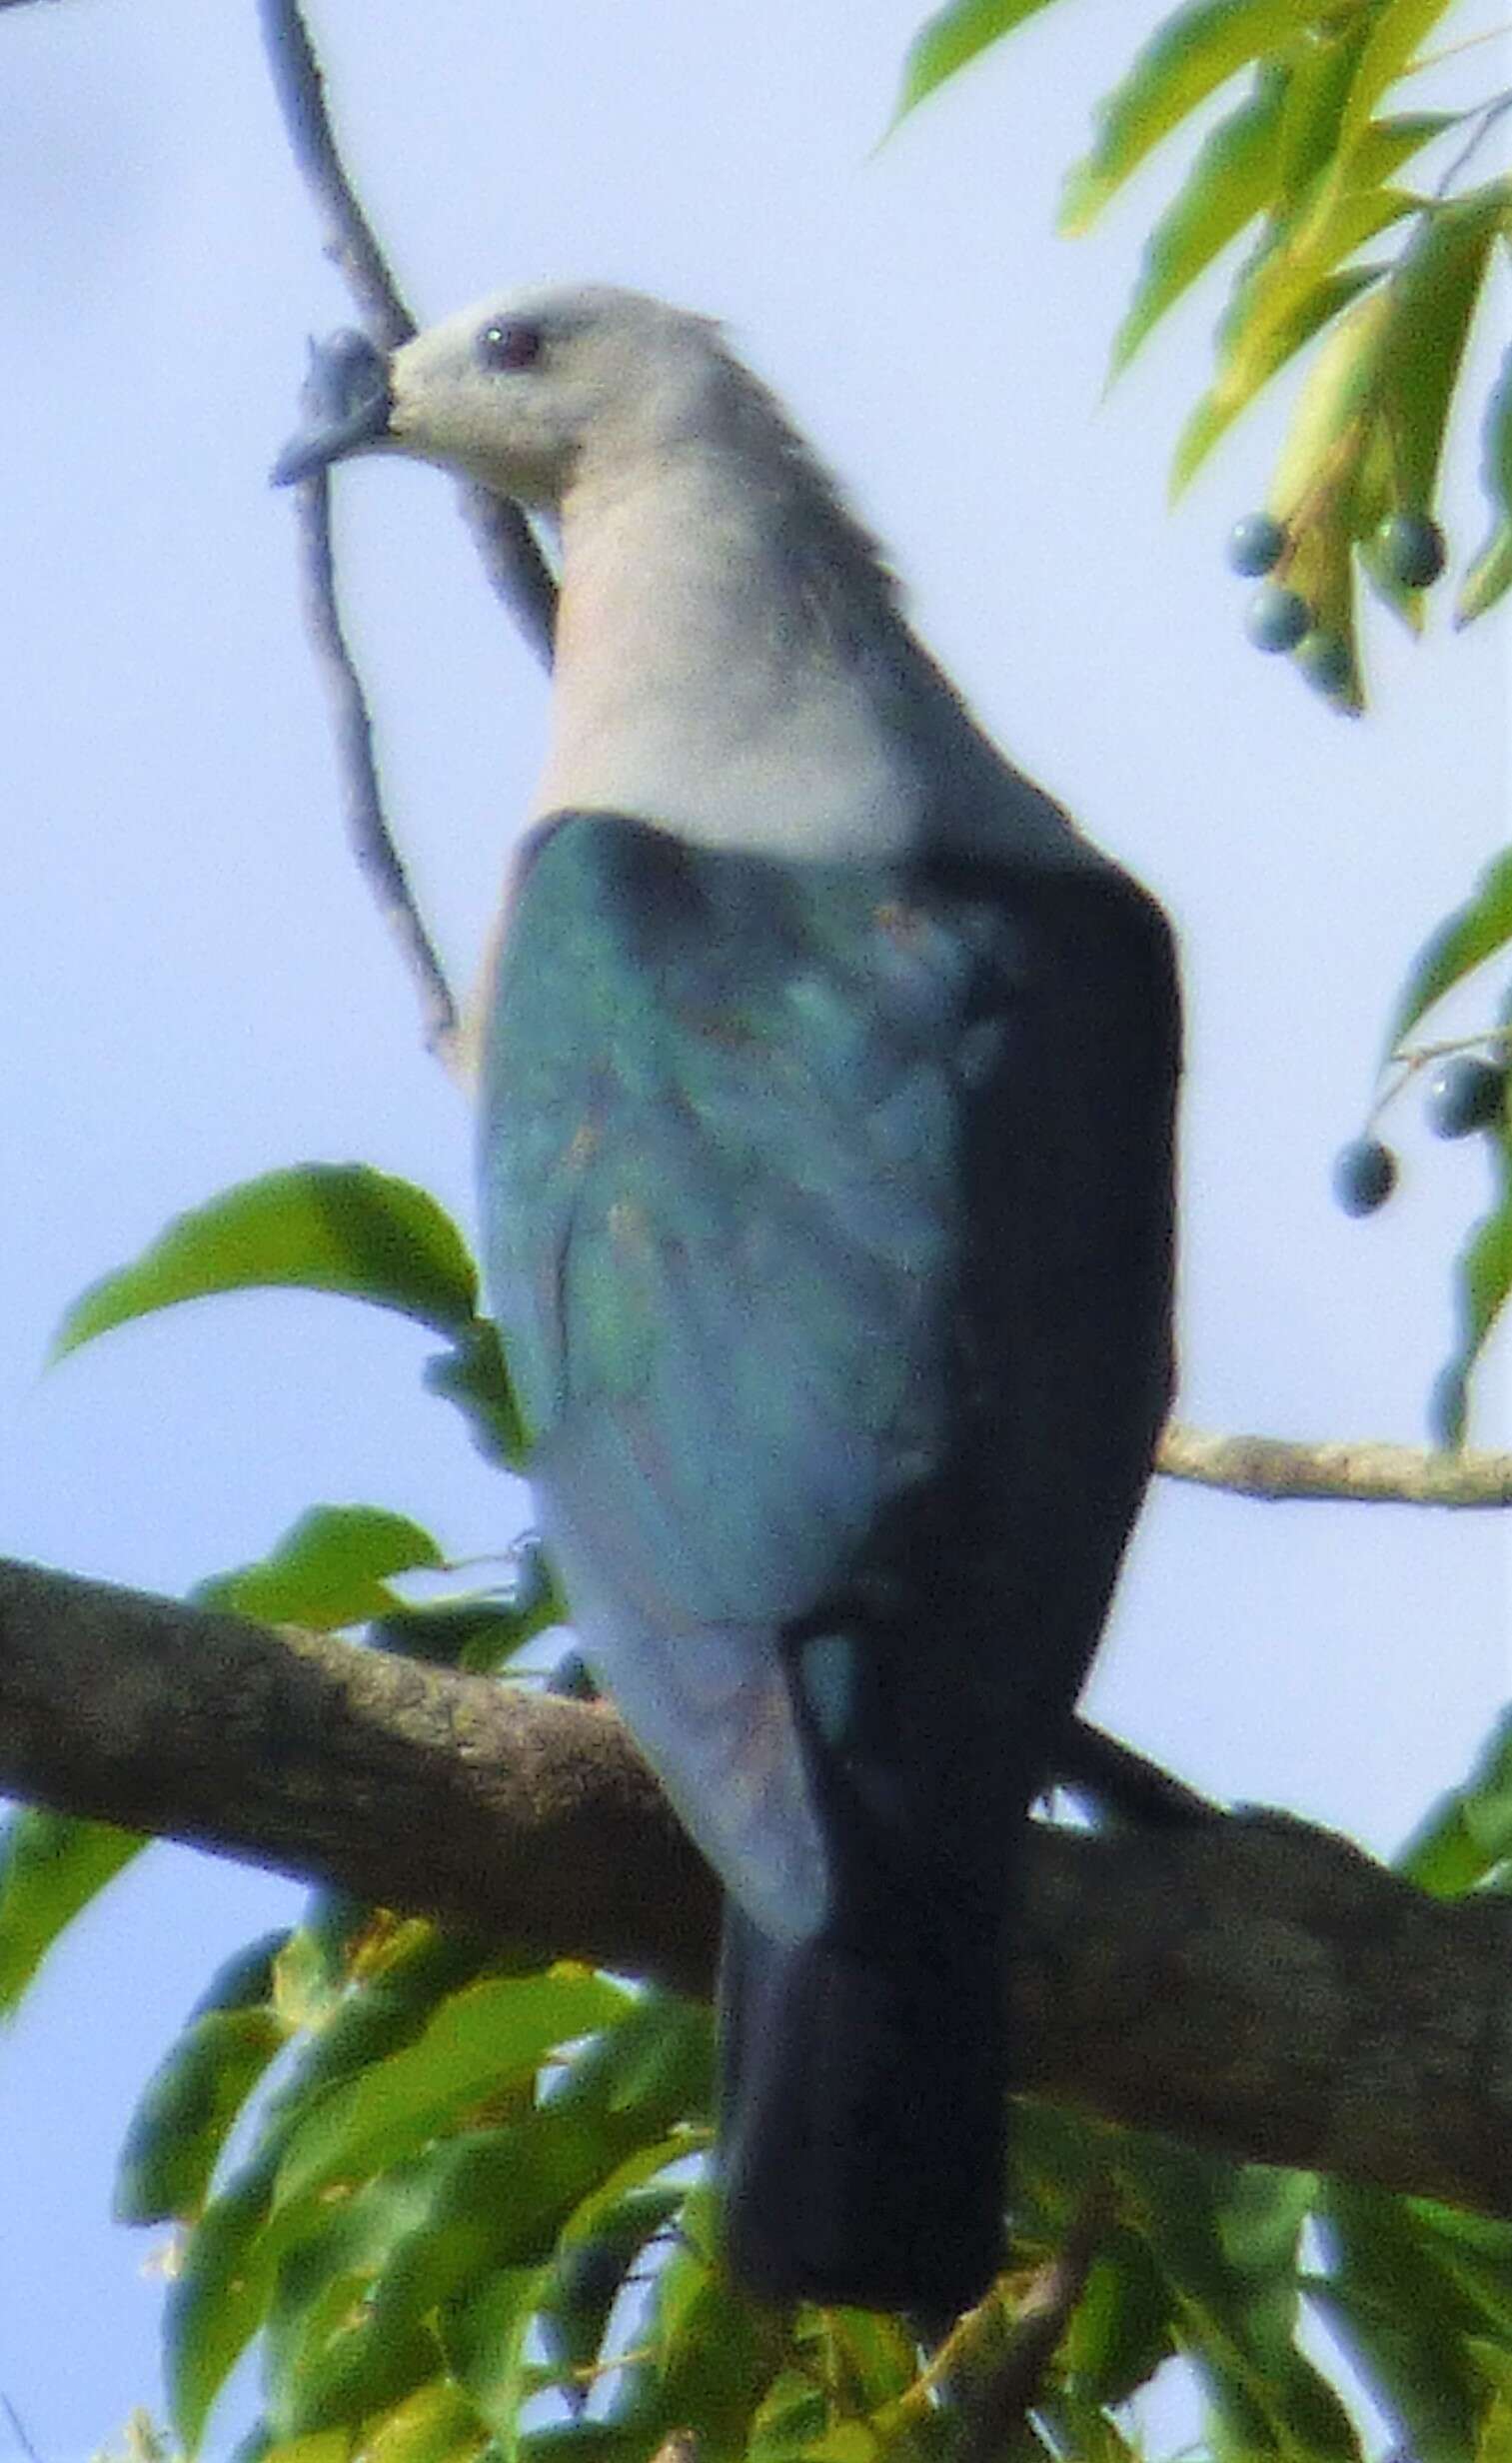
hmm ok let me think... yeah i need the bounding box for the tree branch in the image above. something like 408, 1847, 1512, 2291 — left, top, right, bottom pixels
1158, 1420, 1512, 1506
3, 1555, 1510, 2221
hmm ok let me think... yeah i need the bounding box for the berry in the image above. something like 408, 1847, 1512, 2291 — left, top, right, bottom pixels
1227, 512, 1286, 577
1246, 583, 1310, 653
1294, 629, 1354, 701
1424, 1056, 1505, 1139
1376, 512, 1446, 591
1332, 1137, 1397, 1217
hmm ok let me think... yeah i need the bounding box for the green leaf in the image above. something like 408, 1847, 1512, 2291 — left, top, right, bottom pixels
1173, 262, 1387, 492
273, 1970, 632, 2211
168, 2156, 282, 2451
640, 2206, 778, 2458
0, 1807, 144, 2014
892, 0, 1066, 120
1061, 0, 1306, 233
117, 1933, 291, 2222
263, 2181, 441, 2441
1436, 1122, 1512, 1447
1370, 183, 1508, 557
1459, 341, 1512, 626
1397, 1707, 1512, 1895
1335, 0, 1458, 161
52, 1166, 481, 1359
1109, 67, 1289, 378
423, 1315, 527, 1468
1117, 2144, 1359, 2458
194, 1507, 447, 1630
1315, 2187, 1512, 2463
441, 2262, 553, 2454
1385, 848, 1512, 1053
355, 2382, 487, 2463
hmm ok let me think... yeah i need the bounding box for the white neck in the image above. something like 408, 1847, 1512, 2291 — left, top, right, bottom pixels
532, 438, 945, 861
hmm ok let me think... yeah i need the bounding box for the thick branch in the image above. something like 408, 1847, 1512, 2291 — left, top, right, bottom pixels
1158, 1420, 1512, 1506
3, 1555, 1510, 2219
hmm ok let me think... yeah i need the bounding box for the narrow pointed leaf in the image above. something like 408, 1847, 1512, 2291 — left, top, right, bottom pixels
1373, 183, 1508, 524
893, 0, 1066, 119
52, 1166, 480, 1359
1397, 1708, 1512, 1895
273, 1970, 631, 2210
1336, 0, 1458, 160
194, 1506, 446, 1629
1435, 1126, 1512, 1447
1061, 0, 1304, 233
1459, 341, 1512, 625
168, 2158, 281, 2451
0, 1807, 144, 2013
1110, 69, 1288, 378
1173, 264, 1385, 491
1384, 849, 1512, 1052
358, 2382, 488, 2463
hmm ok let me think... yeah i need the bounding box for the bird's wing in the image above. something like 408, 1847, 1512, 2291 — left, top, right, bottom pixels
478, 810, 1177, 1940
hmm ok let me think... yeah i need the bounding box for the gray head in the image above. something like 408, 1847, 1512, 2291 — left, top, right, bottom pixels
273, 283, 772, 508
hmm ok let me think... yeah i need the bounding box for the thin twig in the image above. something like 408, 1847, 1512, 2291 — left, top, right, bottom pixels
257, 0, 558, 658
256, 0, 413, 346
1435, 89, 1512, 197
291, 473, 462, 1068
1157, 1421, 1512, 1507
258, 0, 558, 1055
0, 2397, 41, 2463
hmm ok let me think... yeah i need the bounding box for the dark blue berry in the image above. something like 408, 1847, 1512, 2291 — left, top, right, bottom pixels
1333, 1138, 1397, 1216
1227, 512, 1286, 577
1246, 583, 1310, 653
1377, 512, 1445, 590
1294, 630, 1354, 700
1425, 1057, 1505, 1139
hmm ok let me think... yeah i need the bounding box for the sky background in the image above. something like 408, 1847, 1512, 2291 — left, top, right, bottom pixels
2, 0, 1508, 2453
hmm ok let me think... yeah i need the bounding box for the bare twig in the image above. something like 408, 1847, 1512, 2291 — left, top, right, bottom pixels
1158, 1420, 1512, 1507
256, 0, 413, 346
258, 0, 558, 1053
290, 473, 463, 1066
258, 0, 558, 659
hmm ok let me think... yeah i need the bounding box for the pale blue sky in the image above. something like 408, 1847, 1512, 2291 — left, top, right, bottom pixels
2, 0, 1508, 2451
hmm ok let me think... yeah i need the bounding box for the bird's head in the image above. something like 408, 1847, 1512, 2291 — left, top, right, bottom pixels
272, 283, 734, 509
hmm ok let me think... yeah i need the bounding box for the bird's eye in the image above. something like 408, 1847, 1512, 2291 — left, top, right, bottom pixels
477, 319, 544, 374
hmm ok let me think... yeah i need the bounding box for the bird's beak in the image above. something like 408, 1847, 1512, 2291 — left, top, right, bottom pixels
271, 328, 394, 486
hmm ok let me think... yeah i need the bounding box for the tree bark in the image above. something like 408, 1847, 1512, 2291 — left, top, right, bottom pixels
2, 1553, 1507, 2216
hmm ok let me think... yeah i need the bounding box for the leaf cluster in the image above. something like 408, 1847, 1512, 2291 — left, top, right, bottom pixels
8, 1168, 1512, 2457
897, 0, 1512, 710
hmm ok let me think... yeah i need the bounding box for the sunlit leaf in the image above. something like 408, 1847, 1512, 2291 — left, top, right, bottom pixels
1109, 68, 1288, 377
0, 1807, 144, 2014
52, 1167, 481, 1359
357, 2381, 488, 2463
1385, 848, 1512, 1052
1434, 1124, 1512, 1447
1061, 0, 1305, 233
892, 0, 1067, 119
194, 1506, 446, 1630
273, 1970, 631, 2209
440, 2262, 552, 2451
1335, 0, 1459, 160
1174, 262, 1386, 491
1397, 1707, 1512, 1895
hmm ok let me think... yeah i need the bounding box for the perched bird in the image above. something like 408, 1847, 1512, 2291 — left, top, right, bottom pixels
275, 287, 1179, 2318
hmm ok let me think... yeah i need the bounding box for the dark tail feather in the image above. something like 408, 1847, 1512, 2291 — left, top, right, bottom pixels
717, 1896, 1008, 2317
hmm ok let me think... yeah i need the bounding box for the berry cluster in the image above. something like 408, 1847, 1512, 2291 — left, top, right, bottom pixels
1226, 510, 1447, 704
1333, 1054, 1507, 1218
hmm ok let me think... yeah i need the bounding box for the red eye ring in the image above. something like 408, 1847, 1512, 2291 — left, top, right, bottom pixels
477, 319, 544, 373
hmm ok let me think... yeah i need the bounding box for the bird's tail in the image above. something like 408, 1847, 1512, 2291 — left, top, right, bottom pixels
717, 1892, 1009, 2318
